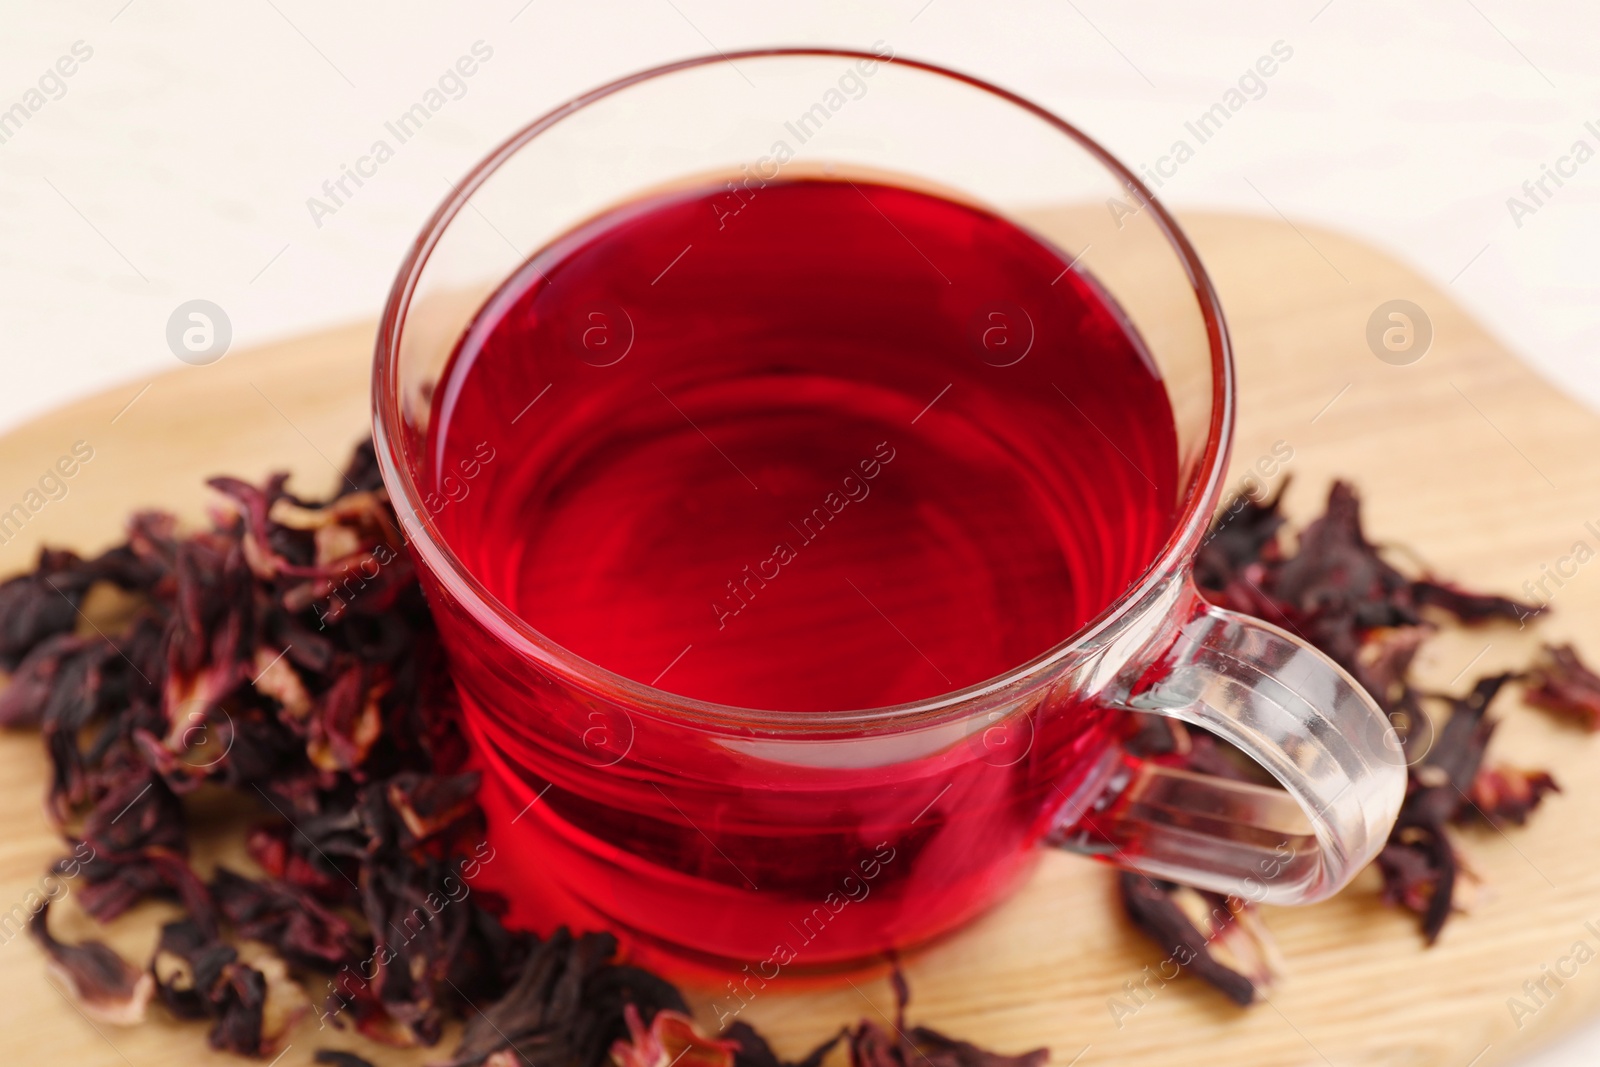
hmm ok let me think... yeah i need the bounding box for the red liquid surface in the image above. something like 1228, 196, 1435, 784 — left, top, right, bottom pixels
422, 178, 1181, 968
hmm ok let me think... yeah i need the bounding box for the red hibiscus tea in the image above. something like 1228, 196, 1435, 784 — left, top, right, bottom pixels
421, 177, 1181, 969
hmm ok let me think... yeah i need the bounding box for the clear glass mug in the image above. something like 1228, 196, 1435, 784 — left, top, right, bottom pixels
373, 48, 1406, 972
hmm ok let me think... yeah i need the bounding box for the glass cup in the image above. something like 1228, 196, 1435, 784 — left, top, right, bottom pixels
373, 48, 1406, 973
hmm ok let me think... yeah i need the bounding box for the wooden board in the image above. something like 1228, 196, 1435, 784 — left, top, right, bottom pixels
3, 212, 1599, 1067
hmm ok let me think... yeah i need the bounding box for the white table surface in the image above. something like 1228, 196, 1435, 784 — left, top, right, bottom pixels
2, 2, 1596, 1063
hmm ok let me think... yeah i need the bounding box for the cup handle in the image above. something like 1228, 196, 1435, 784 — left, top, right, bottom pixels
1048, 591, 1407, 905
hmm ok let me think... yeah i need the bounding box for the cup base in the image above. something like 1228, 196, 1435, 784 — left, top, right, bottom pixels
468, 748, 1043, 983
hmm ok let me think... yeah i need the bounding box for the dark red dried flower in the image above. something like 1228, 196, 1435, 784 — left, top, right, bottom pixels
386, 770, 483, 846
150, 901, 311, 1056
1411, 579, 1542, 625
1194, 481, 1538, 693
1524, 643, 1600, 730
0, 633, 94, 728
1193, 484, 1289, 598
1466, 766, 1560, 827
846, 970, 1047, 1067
439, 928, 688, 1067
613, 1004, 737, 1067
70, 843, 216, 934
211, 866, 364, 971
208, 951, 309, 1057
244, 822, 348, 901
1368, 673, 1514, 943
1115, 873, 1277, 1007
0, 549, 98, 669
724, 1022, 844, 1067
153, 919, 239, 1020
29, 900, 154, 1026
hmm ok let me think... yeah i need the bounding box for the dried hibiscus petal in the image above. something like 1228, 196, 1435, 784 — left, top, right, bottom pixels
0, 548, 92, 668
1193, 482, 1288, 595
1272, 481, 1415, 632
269, 489, 398, 553
1419, 674, 1512, 797
153, 918, 239, 1020
724, 1022, 844, 1067
211, 866, 363, 971
251, 643, 313, 721
307, 661, 387, 772
1116, 872, 1277, 1006
386, 770, 482, 846
443, 928, 687, 1067
83, 770, 185, 854
70, 844, 217, 936
1524, 643, 1600, 730
612, 1004, 736, 1067
245, 822, 349, 901
1411, 579, 1542, 625
1376, 821, 1460, 944
0, 632, 94, 728
29, 900, 154, 1026
207, 472, 299, 581
152, 917, 309, 1057
208, 948, 311, 1057
342, 859, 467, 1046
846, 970, 1047, 1067
901, 1026, 1051, 1067
1466, 766, 1560, 827
35, 641, 121, 817
1372, 674, 1512, 942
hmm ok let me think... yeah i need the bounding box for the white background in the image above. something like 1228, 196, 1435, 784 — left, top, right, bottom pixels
1, 1, 1597, 1063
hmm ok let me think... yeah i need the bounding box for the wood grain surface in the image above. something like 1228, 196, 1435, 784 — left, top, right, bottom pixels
1, 213, 1598, 1067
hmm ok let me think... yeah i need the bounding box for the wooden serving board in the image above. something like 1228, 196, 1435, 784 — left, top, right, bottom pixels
3, 212, 1599, 1067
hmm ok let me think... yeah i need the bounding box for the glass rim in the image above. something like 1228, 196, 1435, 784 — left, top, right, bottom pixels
372, 46, 1235, 733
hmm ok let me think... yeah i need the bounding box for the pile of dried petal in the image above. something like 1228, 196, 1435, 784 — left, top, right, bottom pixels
0, 441, 1043, 1067
1122, 479, 1594, 1005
